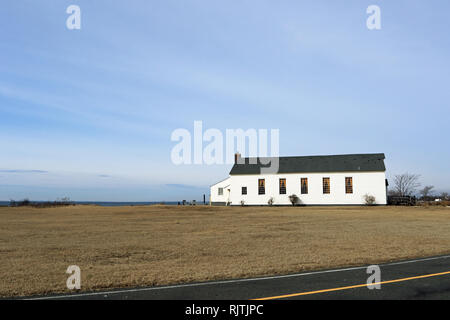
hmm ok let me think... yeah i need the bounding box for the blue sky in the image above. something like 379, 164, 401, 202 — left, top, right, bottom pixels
0, 1, 449, 201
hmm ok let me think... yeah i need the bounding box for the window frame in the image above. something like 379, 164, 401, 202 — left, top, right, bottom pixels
345, 177, 353, 194
323, 177, 330, 194
218, 187, 223, 196
279, 178, 287, 195
301, 178, 308, 194
258, 179, 265, 195
242, 186, 247, 195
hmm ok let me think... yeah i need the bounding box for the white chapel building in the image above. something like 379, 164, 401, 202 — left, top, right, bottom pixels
210, 153, 387, 206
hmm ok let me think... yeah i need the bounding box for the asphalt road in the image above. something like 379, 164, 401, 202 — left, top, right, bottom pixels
25, 254, 450, 300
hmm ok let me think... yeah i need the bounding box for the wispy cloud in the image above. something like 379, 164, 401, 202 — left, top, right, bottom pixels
165, 184, 205, 189
0, 169, 48, 174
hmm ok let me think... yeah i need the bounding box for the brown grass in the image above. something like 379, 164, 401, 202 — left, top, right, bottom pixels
0, 205, 449, 297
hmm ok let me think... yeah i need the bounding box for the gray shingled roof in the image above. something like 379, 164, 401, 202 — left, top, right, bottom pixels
229, 153, 386, 175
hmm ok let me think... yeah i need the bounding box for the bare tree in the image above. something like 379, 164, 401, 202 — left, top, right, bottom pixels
393, 173, 421, 196
419, 186, 434, 200
387, 189, 400, 196
440, 192, 449, 201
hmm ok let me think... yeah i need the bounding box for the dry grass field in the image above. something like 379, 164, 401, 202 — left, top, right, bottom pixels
0, 205, 449, 297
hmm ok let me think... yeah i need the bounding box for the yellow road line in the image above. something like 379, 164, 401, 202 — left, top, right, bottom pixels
253, 270, 450, 300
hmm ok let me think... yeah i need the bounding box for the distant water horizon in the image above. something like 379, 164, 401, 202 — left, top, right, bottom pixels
0, 200, 206, 207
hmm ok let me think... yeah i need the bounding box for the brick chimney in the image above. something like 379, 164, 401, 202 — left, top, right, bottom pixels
234, 152, 241, 164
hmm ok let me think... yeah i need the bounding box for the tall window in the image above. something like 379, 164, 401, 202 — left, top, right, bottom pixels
345, 177, 353, 194
323, 177, 330, 194
242, 187, 247, 195
218, 188, 223, 196
279, 178, 286, 194
301, 178, 308, 194
258, 179, 265, 195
